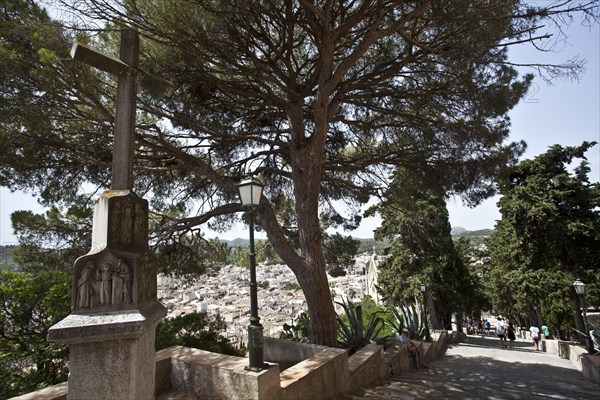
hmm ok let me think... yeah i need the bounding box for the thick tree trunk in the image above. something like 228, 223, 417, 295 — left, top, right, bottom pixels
571, 296, 587, 342
427, 292, 441, 330
267, 231, 338, 346
453, 312, 463, 332
274, 92, 338, 347
291, 164, 338, 346
295, 261, 338, 346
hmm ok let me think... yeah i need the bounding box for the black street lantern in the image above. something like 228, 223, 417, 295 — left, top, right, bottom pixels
573, 279, 595, 354
237, 176, 263, 209
236, 175, 267, 371
573, 279, 586, 296
419, 283, 432, 341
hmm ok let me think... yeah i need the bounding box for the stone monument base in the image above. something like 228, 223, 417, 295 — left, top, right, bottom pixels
48, 302, 166, 400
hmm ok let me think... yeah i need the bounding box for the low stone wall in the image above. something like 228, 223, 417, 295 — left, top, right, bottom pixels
385, 343, 413, 374
428, 330, 449, 361
446, 330, 466, 344
581, 353, 600, 383
543, 339, 600, 384
157, 346, 282, 400
263, 337, 328, 370
385, 330, 450, 375
279, 347, 349, 400
8, 383, 68, 400
348, 343, 387, 391
11, 333, 453, 400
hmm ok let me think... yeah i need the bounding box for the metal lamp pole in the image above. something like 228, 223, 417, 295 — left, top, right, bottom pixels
420, 283, 431, 341
237, 175, 266, 371
573, 279, 595, 355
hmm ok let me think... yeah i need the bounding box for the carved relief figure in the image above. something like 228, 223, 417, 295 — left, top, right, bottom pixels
138, 253, 157, 301
134, 203, 146, 241
76, 261, 96, 309
110, 204, 120, 244
118, 258, 132, 304
111, 261, 124, 305
121, 205, 133, 243
99, 261, 114, 305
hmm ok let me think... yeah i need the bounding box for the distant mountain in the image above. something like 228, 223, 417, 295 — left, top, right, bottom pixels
223, 227, 492, 248
223, 238, 249, 247
451, 226, 469, 235
451, 227, 494, 237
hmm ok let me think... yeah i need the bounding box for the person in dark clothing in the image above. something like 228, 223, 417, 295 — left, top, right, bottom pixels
507, 320, 516, 349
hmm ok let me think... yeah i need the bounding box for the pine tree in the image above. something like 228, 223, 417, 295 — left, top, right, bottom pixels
2, 0, 596, 345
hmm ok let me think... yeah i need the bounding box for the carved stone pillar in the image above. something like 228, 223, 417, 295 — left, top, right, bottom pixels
48, 190, 166, 400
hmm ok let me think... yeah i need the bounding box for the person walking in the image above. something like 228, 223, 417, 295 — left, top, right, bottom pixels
496, 317, 507, 348
541, 322, 551, 339
530, 325, 541, 350
507, 320, 516, 349
483, 319, 491, 335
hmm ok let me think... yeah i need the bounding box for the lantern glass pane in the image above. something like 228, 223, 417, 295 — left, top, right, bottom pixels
237, 177, 263, 206
573, 280, 586, 295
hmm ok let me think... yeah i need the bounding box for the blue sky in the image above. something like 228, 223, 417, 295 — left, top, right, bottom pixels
446, 17, 599, 233
1, 14, 598, 243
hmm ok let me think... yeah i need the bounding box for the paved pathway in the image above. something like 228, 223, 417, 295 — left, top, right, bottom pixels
341, 335, 599, 399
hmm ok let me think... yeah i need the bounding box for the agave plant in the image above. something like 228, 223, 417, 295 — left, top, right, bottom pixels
386, 305, 406, 335
387, 300, 429, 340
336, 297, 384, 351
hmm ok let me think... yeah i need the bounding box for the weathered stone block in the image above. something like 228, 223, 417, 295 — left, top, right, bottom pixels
263, 337, 328, 370
348, 344, 386, 391
159, 346, 282, 400
48, 302, 165, 400
280, 347, 349, 400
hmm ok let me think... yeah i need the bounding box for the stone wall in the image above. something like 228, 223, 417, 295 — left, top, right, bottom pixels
348, 344, 387, 391
263, 337, 329, 370
157, 346, 282, 400
543, 339, 600, 384
8, 383, 68, 400
279, 347, 349, 400
11, 333, 454, 400
385, 330, 450, 375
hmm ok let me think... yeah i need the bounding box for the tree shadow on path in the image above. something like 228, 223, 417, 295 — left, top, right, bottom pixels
374, 336, 599, 399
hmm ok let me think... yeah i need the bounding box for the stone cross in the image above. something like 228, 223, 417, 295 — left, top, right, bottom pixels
71, 28, 172, 190
48, 29, 171, 400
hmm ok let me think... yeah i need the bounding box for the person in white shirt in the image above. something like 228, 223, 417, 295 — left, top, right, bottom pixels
495, 317, 507, 348
530, 325, 541, 350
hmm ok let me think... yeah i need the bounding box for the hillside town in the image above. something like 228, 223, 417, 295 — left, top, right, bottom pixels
157, 253, 385, 345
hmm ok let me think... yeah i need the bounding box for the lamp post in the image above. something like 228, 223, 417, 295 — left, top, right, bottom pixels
419, 283, 431, 341
573, 279, 595, 354
237, 175, 266, 371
